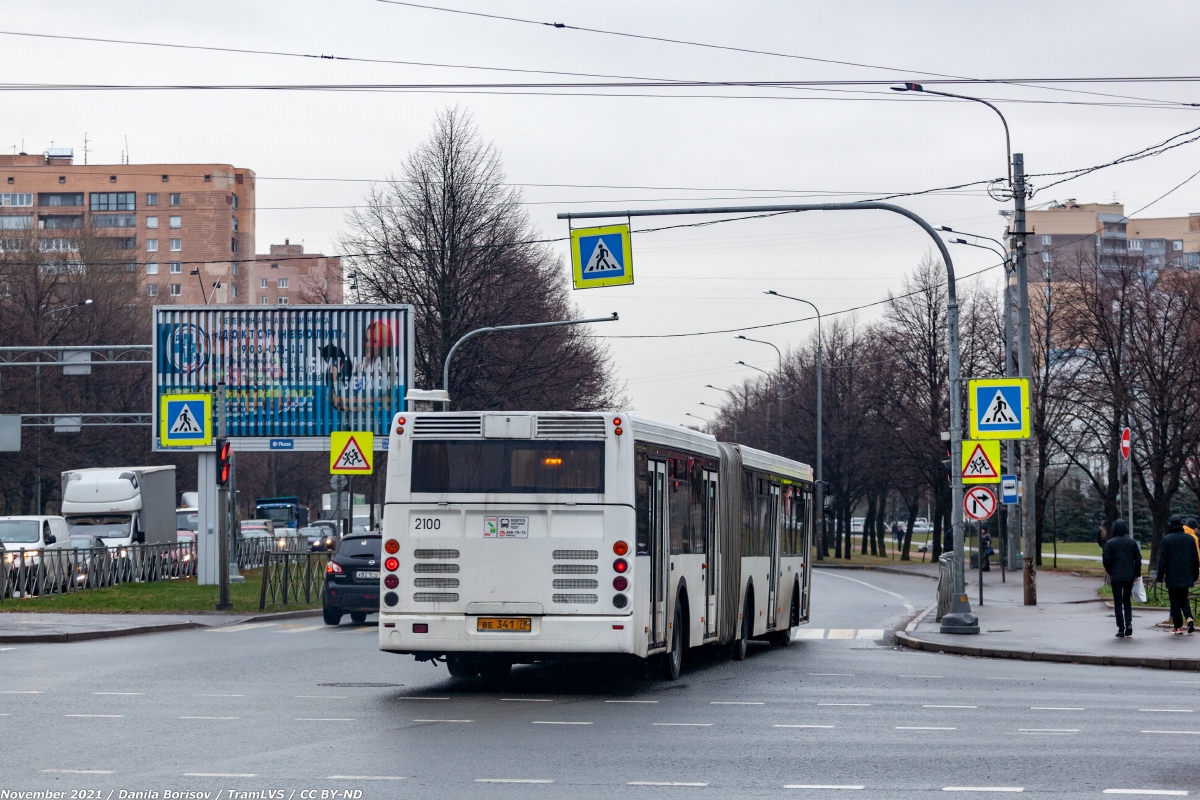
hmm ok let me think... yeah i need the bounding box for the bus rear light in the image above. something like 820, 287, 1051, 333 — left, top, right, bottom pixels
383, 592, 398, 606
325, 561, 343, 574
614, 427, 623, 435
412, 623, 428, 633
397, 417, 407, 425
613, 558, 628, 574
613, 575, 628, 591
612, 624, 624, 630
384, 539, 400, 554
384, 557, 399, 572
613, 593, 629, 609
613, 417, 622, 426
396, 426, 404, 435
384, 574, 399, 589
613, 540, 629, 556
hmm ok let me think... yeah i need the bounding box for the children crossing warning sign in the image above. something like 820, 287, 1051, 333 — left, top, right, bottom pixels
330, 431, 374, 474
159, 393, 212, 448
968, 377, 1031, 440
961, 439, 1001, 484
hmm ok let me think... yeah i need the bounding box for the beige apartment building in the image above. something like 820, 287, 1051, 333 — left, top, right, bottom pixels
0, 148, 254, 305
249, 240, 343, 306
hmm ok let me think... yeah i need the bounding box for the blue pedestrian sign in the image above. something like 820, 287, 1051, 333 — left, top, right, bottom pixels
1000, 475, 1018, 505
968, 377, 1031, 440
571, 224, 634, 289
159, 393, 212, 448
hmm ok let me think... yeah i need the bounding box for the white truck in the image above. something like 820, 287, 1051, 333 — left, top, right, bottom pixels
60, 466, 177, 548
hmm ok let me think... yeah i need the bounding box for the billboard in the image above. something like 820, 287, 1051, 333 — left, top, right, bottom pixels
153, 305, 414, 451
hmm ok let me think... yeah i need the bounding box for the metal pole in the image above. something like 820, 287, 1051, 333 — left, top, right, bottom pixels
561, 201, 962, 594
1013, 154, 1036, 606
216, 382, 231, 611
735, 336, 782, 453
1127, 424, 1134, 537
441, 313, 618, 410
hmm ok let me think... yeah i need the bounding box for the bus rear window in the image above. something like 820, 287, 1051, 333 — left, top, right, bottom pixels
411, 440, 604, 494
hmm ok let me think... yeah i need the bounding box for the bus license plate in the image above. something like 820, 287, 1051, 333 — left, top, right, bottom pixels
477, 617, 531, 632
357, 571, 380, 580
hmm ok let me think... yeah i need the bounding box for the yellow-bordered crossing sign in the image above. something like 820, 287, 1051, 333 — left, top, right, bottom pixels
159, 393, 212, 448
968, 377, 1031, 440
571, 224, 634, 289
330, 431, 374, 474
961, 439, 1002, 484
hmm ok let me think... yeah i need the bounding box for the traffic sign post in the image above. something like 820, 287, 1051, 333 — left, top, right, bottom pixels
1121, 426, 1133, 539
961, 440, 1001, 484
968, 377, 1031, 440
570, 224, 634, 289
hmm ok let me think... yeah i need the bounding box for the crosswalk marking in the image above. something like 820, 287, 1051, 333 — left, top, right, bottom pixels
791, 628, 888, 641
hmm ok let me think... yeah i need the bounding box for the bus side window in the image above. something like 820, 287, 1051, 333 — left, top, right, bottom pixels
741, 471, 755, 557
635, 448, 650, 556
669, 457, 690, 555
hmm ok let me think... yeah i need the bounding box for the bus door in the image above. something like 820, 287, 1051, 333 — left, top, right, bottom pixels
766, 483, 781, 629
703, 469, 719, 639
648, 459, 668, 651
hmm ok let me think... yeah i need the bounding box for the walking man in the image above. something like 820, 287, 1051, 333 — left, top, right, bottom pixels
891, 521, 902, 550
1102, 519, 1140, 638
1157, 515, 1199, 635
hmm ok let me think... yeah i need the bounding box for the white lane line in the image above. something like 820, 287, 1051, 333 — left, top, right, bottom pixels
414, 719, 473, 723
532, 721, 592, 725
607, 700, 659, 704
1032, 707, 1084, 711
0, 647, 14, 652
901, 675, 944, 679
628, 782, 709, 787
179, 716, 239, 720
1142, 730, 1200, 735
275, 624, 326, 633
205, 623, 276, 633
793, 629, 825, 639
1018, 728, 1079, 733
810, 673, 854, 677
194, 693, 244, 697
925, 705, 976, 709
327, 776, 405, 781
1103, 791, 1187, 796
42, 769, 115, 774
653, 723, 713, 727
943, 788, 1024, 793
502, 698, 552, 702
1140, 709, 1194, 713
897, 726, 957, 731
295, 718, 356, 721
63, 714, 124, 718
93, 692, 142, 696
818, 703, 871, 707
1170, 681, 1200, 685
0, 690, 42, 694
184, 773, 257, 778
396, 697, 449, 701
711, 701, 764, 705
475, 779, 553, 784
775, 724, 835, 729
820, 570, 916, 612
855, 629, 885, 639
785, 786, 864, 790
296, 695, 348, 699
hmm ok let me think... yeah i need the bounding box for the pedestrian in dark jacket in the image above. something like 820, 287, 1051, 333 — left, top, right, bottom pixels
1103, 519, 1141, 638
1157, 515, 1200, 634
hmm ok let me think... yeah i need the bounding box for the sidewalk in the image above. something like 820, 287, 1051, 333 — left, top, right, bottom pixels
0, 608, 320, 644
896, 568, 1200, 671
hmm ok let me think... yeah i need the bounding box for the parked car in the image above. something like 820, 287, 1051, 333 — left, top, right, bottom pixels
322, 533, 381, 626
0, 516, 73, 592
301, 526, 337, 552
912, 517, 932, 534
850, 517, 865, 534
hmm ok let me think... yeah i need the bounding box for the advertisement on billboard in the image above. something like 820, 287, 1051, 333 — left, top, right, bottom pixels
153, 305, 414, 451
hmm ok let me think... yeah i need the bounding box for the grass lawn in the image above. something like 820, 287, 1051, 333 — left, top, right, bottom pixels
0, 569, 319, 614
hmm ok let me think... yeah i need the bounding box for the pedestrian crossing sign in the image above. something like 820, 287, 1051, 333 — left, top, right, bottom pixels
961, 439, 1001, 484
159, 393, 212, 447
968, 377, 1030, 440
571, 224, 634, 289
330, 431, 374, 474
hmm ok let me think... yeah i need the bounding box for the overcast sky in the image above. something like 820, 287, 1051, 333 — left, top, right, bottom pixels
6, 1, 1200, 423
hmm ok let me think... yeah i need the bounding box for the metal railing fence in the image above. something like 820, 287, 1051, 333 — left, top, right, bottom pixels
235, 535, 309, 570
0, 541, 197, 600
259, 550, 330, 609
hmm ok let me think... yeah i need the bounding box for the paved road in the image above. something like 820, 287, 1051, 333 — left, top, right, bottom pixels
1, 569, 1195, 798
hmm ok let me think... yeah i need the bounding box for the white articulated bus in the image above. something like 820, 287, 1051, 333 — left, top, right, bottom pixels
378, 411, 814, 679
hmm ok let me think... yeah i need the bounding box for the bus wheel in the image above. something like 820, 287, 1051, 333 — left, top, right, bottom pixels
661, 603, 684, 680
479, 658, 512, 680
446, 655, 480, 678
732, 595, 751, 661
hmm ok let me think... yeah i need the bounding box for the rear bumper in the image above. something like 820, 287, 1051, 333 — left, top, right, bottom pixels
323, 583, 380, 612
378, 612, 638, 656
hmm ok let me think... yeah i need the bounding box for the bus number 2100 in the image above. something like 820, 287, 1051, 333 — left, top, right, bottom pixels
414, 518, 442, 530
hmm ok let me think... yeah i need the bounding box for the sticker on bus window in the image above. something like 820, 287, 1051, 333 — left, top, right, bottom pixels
484, 516, 529, 538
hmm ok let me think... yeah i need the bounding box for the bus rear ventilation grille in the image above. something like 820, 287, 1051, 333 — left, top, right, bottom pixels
553, 579, 598, 590
535, 415, 607, 438
414, 592, 460, 603
552, 549, 598, 560
414, 549, 460, 560
552, 593, 598, 604
412, 416, 483, 437
414, 577, 460, 588
552, 564, 598, 574
414, 563, 460, 573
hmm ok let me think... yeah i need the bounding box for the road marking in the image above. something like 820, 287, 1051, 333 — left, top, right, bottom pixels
296, 718, 356, 721
925, 705, 976, 709
1018, 729, 1078, 733
628, 782, 709, 787
775, 724, 835, 728
327, 776, 406, 781
826, 629, 856, 639
0, 690, 42, 694
93, 692, 142, 696
1141, 730, 1200, 735
1102, 791, 1187, 796
606, 700, 658, 704
855, 629, 884, 639
711, 701, 764, 705
42, 769, 115, 774
296, 695, 348, 699
63, 714, 123, 718
810, 673, 854, 677
1031, 707, 1084, 711
0, 647, 14, 652
785, 786, 864, 790
901, 675, 943, 679
1140, 709, 1194, 713
820, 570, 916, 612
194, 693, 244, 697
179, 716, 239, 720
532, 721, 592, 725
184, 773, 257, 778
502, 698, 553, 702
396, 697, 449, 701
414, 719, 473, 723
475, 779, 553, 784
206, 623, 276, 633
793, 629, 825, 639
943, 788, 1024, 793
653, 723, 712, 727
897, 726, 957, 731
275, 624, 326, 633
818, 703, 870, 707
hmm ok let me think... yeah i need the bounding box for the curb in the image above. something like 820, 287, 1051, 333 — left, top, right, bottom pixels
0, 621, 204, 644
895, 629, 1200, 672
814, 564, 939, 581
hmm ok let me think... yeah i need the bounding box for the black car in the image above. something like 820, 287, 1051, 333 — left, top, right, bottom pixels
322, 533, 381, 625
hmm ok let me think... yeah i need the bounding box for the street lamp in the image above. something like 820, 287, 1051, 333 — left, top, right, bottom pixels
683, 411, 710, 433
891, 83, 1012, 190
703, 387, 739, 441
765, 290, 825, 561
735, 335, 783, 453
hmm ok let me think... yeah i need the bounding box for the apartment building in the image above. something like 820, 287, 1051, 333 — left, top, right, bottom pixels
249, 241, 343, 306
0, 148, 254, 304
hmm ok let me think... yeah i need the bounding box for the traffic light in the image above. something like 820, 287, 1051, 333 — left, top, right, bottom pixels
942, 441, 952, 485
216, 438, 232, 486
